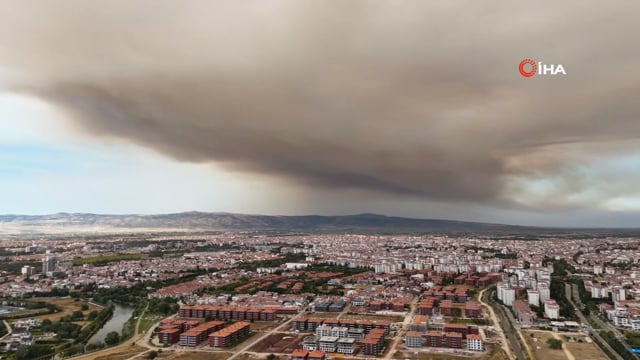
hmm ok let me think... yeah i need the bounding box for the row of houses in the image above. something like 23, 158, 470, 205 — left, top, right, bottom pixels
368, 300, 408, 312
177, 305, 279, 321
427, 323, 480, 337
312, 300, 346, 312
157, 319, 203, 345
422, 288, 470, 303
600, 301, 640, 330
296, 328, 386, 356
291, 349, 326, 360
157, 318, 251, 347
315, 325, 367, 340
292, 317, 391, 335
179, 321, 227, 347
417, 298, 481, 318
361, 328, 386, 355
405, 331, 484, 351
314, 336, 357, 354
209, 321, 251, 347
453, 273, 500, 288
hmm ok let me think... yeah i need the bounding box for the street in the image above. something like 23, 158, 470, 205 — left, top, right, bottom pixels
479, 287, 520, 360
565, 283, 624, 360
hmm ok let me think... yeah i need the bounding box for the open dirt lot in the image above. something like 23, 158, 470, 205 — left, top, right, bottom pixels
249, 321, 279, 331
394, 344, 507, 360
159, 351, 232, 360
563, 336, 607, 360
341, 314, 405, 323
159, 353, 287, 360
30, 297, 101, 325
526, 332, 568, 360
250, 333, 306, 353
305, 312, 341, 319
72, 345, 147, 360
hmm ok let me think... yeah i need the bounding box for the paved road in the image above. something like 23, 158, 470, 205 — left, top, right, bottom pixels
479, 288, 518, 360
500, 300, 534, 360
481, 289, 525, 360
382, 296, 417, 360
588, 311, 638, 360
1, 320, 11, 340
565, 283, 624, 360
227, 309, 306, 360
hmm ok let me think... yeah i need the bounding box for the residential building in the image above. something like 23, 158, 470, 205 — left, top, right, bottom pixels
291, 349, 309, 360
337, 338, 356, 354
527, 289, 540, 307
467, 334, 484, 351
405, 331, 422, 348
208, 321, 250, 348
544, 300, 560, 320
318, 336, 338, 353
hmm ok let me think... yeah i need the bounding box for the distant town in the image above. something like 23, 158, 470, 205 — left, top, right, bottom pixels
0, 231, 637, 360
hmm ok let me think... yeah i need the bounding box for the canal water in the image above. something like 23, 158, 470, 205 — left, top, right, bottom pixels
88, 304, 135, 345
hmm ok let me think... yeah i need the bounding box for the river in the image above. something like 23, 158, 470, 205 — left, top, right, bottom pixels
88, 304, 135, 345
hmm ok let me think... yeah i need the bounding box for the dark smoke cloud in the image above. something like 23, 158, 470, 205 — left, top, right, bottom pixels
1, 1, 640, 209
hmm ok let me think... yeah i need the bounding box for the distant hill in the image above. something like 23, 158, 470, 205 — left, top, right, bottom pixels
0, 211, 528, 234
0, 211, 636, 236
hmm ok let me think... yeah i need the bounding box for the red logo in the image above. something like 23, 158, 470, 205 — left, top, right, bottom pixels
519, 59, 537, 78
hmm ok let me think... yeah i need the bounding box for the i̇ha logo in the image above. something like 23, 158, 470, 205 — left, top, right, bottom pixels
519, 58, 566, 77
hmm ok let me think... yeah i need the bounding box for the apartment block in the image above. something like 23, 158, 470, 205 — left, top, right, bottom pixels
208, 321, 251, 348
467, 334, 484, 351
405, 331, 423, 348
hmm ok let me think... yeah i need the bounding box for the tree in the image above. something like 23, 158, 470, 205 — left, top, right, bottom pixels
266, 354, 278, 360
81, 303, 89, 311
105, 331, 120, 346
88, 310, 99, 321
41, 320, 81, 339
15, 344, 53, 360
547, 338, 562, 350
86, 343, 103, 351
147, 350, 158, 359
71, 310, 84, 320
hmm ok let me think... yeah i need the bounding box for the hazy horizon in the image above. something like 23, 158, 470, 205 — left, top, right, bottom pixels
3, 210, 640, 230
2, 1, 640, 228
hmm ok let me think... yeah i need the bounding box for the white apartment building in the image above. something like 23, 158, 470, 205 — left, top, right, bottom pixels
337, 338, 356, 354
405, 332, 422, 348
330, 327, 348, 338
318, 336, 338, 353
503, 288, 515, 306
612, 287, 626, 302
467, 334, 484, 351
591, 285, 609, 299
527, 289, 540, 307
316, 325, 332, 337
497, 283, 507, 302
538, 283, 551, 303
544, 300, 560, 320
302, 336, 317, 351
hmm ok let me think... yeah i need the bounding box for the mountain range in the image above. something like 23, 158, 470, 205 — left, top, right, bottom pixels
0, 212, 635, 236
0, 211, 524, 234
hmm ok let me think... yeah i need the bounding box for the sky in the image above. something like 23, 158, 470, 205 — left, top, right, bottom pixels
1, 1, 640, 227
